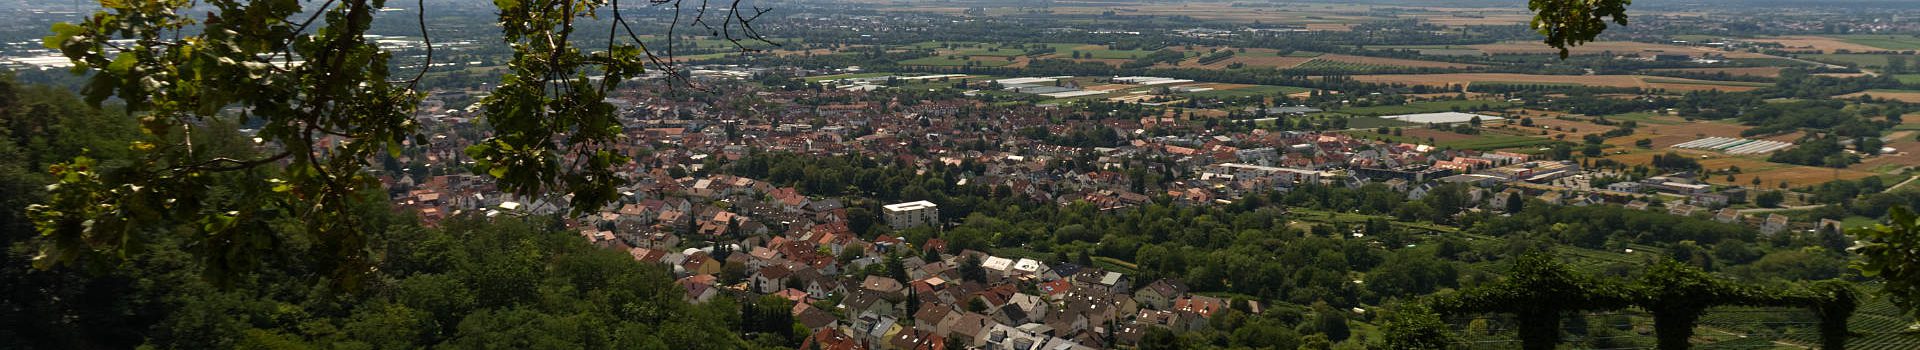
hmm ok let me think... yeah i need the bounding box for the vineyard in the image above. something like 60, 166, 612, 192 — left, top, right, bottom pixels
1290, 58, 1397, 74
1695, 297, 1920, 349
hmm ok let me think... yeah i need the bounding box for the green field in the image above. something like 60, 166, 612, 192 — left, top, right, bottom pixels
1643, 77, 1774, 87
1344, 116, 1415, 129
1072, 47, 1165, 59
1334, 100, 1515, 116
1895, 74, 1920, 85
1441, 134, 1560, 150
1801, 54, 1897, 68
1729, 57, 1818, 67
1599, 112, 1684, 125
899, 56, 1016, 67
1182, 85, 1311, 98
1365, 45, 1481, 56
803, 72, 895, 82
1832, 34, 1920, 50
1670, 34, 1723, 42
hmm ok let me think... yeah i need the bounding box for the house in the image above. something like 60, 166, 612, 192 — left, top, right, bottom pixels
1538, 191, 1565, 206
1071, 269, 1129, 294
1668, 203, 1699, 217
889, 328, 947, 350
799, 328, 865, 350
753, 264, 792, 293
841, 290, 899, 317
1173, 295, 1226, 319
1488, 189, 1524, 212
945, 312, 994, 345
676, 274, 719, 303
1382, 178, 1410, 192
1407, 183, 1437, 200
1714, 208, 1742, 223
795, 268, 843, 299
1762, 214, 1790, 236
680, 251, 722, 276
915, 304, 963, 335
862, 275, 908, 298
1818, 219, 1845, 234
852, 311, 903, 345
1134, 278, 1189, 310
1690, 193, 1730, 208
797, 305, 840, 330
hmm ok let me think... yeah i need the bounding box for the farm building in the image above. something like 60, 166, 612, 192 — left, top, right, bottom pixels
1672, 137, 1793, 155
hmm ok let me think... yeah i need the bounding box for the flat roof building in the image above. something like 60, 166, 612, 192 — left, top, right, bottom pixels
883, 200, 941, 230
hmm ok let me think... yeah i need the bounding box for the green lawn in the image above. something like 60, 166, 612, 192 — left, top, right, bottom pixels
1831, 34, 1920, 50
1333, 100, 1515, 116
1182, 85, 1311, 98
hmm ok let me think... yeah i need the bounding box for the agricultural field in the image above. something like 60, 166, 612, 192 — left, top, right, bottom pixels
1799, 53, 1912, 69
1312, 54, 1482, 69
1343, 116, 1414, 129
1597, 118, 1781, 149
1439, 134, 1561, 150
1896, 74, 1920, 85
1741, 35, 1890, 53
1344, 127, 1553, 150
1063, 45, 1166, 59
1851, 140, 1920, 173
1179, 84, 1312, 98
1370, 45, 1484, 56
1646, 66, 1785, 78
803, 72, 895, 83
1512, 116, 1622, 138
1471, 40, 1778, 59
1830, 34, 1920, 51
1346, 73, 1765, 92
1177, 49, 1319, 69
1292, 58, 1396, 73
1348, 73, 1642, 89
899, 55, 1019, 67
1643, 77, 1773, 89
1838, 89, 1920, 103
1599, 112, 1686, 125
1333, 99, 1515, 116
1606, 149, 1877, 187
